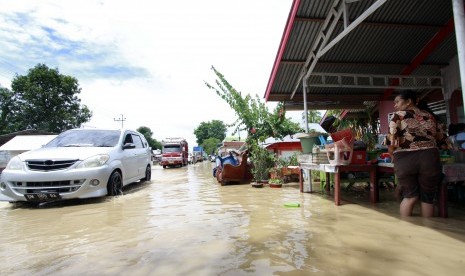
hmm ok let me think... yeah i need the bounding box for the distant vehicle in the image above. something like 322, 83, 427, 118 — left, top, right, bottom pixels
152, 149, 162, 164
188, 152, 197, 164
193, 146, 203, 162
0, 128, 152, 203
194, 151, 203, 162
210, 155, 216, 162
160, 138, 188, 168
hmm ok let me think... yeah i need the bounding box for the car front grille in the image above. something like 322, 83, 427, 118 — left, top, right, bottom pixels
11, 179, 85, 194
26, 159, 79, 171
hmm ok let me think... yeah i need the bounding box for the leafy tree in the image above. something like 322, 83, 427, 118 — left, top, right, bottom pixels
137, 126, 162, 150
7, 63, 92, 133
193, 120, 227, 145
205, 66, 301, 144
0, 87, 19, 134
205, 66, 302, 180
302, 110, 322, 124
202, 137, 221, 155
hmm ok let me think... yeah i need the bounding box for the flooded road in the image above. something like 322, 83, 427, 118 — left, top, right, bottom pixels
1, 161, 465, 275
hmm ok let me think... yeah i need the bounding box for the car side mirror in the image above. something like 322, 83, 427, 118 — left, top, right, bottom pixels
122, 143, 136, 149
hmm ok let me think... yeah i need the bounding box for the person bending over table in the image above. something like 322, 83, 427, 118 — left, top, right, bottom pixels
387, 90, 448, 217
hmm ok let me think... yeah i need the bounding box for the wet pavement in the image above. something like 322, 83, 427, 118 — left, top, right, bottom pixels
1, 161, 465, 275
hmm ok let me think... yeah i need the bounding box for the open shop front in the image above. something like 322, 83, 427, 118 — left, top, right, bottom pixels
263, 0, 465, 215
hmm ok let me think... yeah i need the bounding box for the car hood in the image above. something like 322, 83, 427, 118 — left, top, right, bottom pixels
17, 147, 114, 161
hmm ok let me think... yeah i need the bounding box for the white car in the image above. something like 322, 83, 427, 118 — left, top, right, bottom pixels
0, 128, 152, 203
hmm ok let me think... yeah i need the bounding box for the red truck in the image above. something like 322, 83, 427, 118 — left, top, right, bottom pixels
160, 137, 188, 168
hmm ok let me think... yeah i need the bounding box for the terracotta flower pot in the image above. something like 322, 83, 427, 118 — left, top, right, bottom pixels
269, 183, 282, 188
252, 182, 264, 188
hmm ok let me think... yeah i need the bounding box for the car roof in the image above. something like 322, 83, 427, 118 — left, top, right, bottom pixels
66, 128, 142, 134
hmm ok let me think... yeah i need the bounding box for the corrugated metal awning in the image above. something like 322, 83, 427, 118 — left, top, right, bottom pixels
264, 0, 457, 112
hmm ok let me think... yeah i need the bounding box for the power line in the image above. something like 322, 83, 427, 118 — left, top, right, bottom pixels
113, 114, 126, 129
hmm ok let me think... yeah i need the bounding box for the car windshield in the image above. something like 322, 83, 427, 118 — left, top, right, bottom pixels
163, 145, 181, 153
44, 130, 121, 148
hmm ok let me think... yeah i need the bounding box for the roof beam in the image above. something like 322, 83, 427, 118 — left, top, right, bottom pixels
274, 96, 382, 102
381, 18, 455, 100
298, 95, 382, 102
290, 0, 388, 100
279, 60, 447, 67
284, 102, 369, 111
307, 73, 443, 90
289, 0, 345, 101
294, 17, 444, 30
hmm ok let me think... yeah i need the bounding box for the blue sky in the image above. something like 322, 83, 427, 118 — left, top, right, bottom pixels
0, 0, 300, 147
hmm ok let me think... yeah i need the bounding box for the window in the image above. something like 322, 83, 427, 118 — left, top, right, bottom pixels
163, 145, 181, 152
124, 134, 133, 144
132, 134, 144, 148
46, 130, 121, 147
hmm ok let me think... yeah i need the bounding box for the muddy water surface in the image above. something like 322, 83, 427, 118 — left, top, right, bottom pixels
1, 162, 465, 275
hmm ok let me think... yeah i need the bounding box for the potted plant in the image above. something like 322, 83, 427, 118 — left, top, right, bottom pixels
327, 108, 380, 160
269, 166, 279, 179
271, 154, 301, 183
269, 177, 284, 188
269, 162, 283, 179
250, 143, 275, 184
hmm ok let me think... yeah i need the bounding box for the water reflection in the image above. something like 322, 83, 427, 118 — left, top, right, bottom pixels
1, 162, 465, 275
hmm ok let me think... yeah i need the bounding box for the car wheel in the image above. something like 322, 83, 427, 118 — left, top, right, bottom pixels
163, 165, 166, 169
107, 171, 123, 196
143, 165, 151, 181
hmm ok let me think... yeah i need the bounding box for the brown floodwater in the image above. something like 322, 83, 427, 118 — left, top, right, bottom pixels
1, 161, 465, 275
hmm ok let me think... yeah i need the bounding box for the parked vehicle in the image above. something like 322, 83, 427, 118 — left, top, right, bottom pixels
0, 128, 152, 203
152, 149, 162, 164
193, 146, 204, 162
160, 138, 188, 168
188, 152, 197, 164
193, 151, 202, 162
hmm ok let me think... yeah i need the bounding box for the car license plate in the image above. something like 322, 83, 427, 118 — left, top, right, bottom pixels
24, 193, 61, 202
169, 160, 174, 163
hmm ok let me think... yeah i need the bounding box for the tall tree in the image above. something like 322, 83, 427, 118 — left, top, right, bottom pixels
205, 66, 301, 144
202, 137, 221, 155
0, 87, 19, 134
9, 63, 92, 133
193, 120, 227, 145
137, 126, 162, 150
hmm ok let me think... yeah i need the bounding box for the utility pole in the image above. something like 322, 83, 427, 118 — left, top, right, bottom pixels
114, 114, 126, 129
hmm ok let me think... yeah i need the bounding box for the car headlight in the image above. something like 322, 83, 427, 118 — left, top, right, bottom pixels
5, 156, 24, 171
76, 154, 110, 169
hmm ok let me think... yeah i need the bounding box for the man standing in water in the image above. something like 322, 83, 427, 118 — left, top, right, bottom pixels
387, 90, 448, 217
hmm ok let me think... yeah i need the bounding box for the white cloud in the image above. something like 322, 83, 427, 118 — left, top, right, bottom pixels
0, 0, 294, 148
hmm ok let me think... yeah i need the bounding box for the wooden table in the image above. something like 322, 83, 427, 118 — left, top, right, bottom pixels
439, 163, 465, 217
300, 163, 378, 206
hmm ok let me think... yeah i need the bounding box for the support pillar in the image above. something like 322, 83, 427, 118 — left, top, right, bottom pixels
452, 0, 465, 116
303, 77, 309, 133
